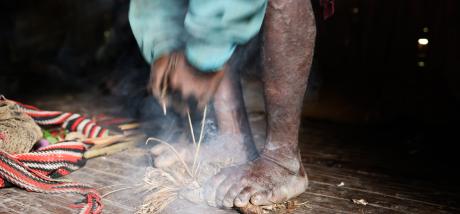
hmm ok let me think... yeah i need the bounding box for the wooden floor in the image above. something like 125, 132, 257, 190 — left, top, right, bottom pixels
1, 93, 459, 214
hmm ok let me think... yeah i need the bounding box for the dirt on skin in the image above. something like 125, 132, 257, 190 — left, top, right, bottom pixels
137, 146, 307, 214
0, 99, 42, 154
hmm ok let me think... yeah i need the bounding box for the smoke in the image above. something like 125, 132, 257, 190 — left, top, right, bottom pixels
0, 2, 271, 212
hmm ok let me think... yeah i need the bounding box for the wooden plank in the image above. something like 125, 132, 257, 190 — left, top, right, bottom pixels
295, 185, 388, 214
307, 181, 454, 213
1, 96, 459, 214
305, 164, 460, 211
0, 188, 70, 214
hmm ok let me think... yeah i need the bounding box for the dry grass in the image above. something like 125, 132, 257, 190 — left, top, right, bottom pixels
137, 106, 208, 214
137, 168, 183, 214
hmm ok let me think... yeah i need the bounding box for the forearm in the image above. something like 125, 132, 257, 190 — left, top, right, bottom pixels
129, 0, 268, 71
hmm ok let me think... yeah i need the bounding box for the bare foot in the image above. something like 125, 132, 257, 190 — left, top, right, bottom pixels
150, 134, 257, 169
202, 153, 308, 208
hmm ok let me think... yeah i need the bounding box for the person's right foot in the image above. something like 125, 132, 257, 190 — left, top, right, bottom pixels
150, 133, 257, 169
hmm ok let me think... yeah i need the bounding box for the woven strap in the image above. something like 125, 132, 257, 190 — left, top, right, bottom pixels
0, 141, 102, 214
14, 101, 109, 138
0, 99, 107, 214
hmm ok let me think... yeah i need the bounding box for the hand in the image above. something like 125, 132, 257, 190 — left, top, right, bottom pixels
149, 52, 225, 112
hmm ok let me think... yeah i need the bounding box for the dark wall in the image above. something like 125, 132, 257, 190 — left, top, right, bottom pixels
304, 0, 460, 125
1, 0, 459, 126
0, 0, 140, 96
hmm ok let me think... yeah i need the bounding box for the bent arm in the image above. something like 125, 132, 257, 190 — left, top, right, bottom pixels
185, 0, 267, 72
129, 0, 187, 64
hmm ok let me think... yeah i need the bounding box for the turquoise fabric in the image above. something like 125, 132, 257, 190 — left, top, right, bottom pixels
129, 0, 267, 72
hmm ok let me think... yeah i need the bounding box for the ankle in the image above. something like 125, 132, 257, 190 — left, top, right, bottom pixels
261, 145, 301, 173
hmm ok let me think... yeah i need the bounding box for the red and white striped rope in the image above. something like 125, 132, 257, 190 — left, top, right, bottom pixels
13, 100, 109, 138
0, 141, 102, 214
0, 99, 110, 214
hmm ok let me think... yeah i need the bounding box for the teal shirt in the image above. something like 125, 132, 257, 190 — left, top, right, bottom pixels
129, 0, 267, 72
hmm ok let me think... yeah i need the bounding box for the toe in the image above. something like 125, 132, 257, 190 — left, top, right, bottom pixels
234, 186, 257, 207
215, 177, 238, 207
203, 172, 227, 207
154, 151, 178, 167
250, 190, 274, 206
150, 144, 168, 156
223, 183, 246, 208
153, 146, 188, 168
251, 179, 307, 206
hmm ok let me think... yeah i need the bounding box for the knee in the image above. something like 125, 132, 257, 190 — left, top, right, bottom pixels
265, 0, 316, 44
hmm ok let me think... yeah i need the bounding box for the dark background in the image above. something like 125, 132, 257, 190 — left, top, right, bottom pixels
1, 0, 459, 184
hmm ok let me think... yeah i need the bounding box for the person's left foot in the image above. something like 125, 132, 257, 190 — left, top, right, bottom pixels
202, 153, 308, 208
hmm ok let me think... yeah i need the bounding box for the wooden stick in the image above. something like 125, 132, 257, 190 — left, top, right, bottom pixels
118, 123, 140, 131
87, 135, 128, 150
84, 137, 142, 159
87, 135, 126, 144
